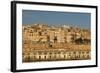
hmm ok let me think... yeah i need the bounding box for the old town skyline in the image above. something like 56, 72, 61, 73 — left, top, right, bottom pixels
22, 23, 91, 62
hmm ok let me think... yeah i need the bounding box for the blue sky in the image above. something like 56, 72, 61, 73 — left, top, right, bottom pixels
22, 10, 91, 29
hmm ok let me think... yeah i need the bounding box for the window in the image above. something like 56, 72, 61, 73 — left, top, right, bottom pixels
44, 56, 46, 59
87, 55, 90, 58
39, 32, 42, 36
49, 55, 51, 59
54, 36, 57, 43
64, 55, 66, 58
39, 56, 41, 59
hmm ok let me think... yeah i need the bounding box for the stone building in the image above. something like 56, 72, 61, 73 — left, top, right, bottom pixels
22, 24, 76, 43
22, 24, 91, 62
23, 44, 91, 62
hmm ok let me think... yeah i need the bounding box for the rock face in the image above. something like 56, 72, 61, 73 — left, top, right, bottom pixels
22, 24, 91, 62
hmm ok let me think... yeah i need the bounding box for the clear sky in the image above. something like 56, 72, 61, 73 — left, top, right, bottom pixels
22, 10, 91, 29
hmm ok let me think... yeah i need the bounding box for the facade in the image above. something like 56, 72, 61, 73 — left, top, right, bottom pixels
22, 24, 91, 62
23, 48, 90, 62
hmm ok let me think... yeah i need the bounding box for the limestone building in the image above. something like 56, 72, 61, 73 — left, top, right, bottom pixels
22, 24, 91, 62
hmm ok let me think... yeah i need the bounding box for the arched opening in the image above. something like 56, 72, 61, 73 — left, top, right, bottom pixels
54, 36, 57, 43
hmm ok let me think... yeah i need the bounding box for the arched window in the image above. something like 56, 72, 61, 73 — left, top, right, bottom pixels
44, 56, 46, 59
64, 55, 66, 59
49, 55, 51, 59
39, 56, 41, 60
54, 36, 57, 43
